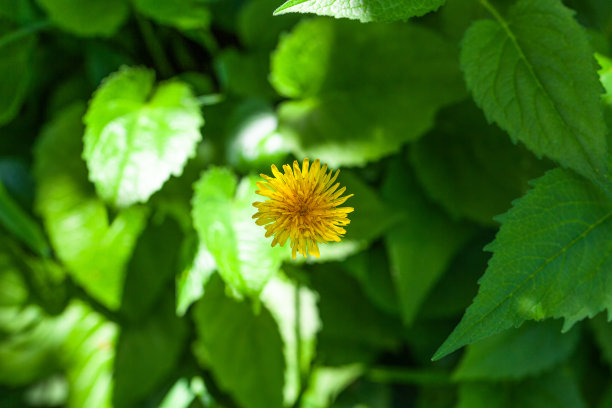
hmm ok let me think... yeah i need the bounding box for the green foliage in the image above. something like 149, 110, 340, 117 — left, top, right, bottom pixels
192, 275, 285, 408
453, 321, 580, 380
434, 168, 612, 360
4, 0, 612, 406
456, 370, 586, 408
35, 0, 129, 37
0, 22, 35, 125
383, 158, 474, 324
192, 167, 287, 296
274, 0, 445, 22
34, 104, 147, 310
270, 18, 465, 167
460, 0, 608, 186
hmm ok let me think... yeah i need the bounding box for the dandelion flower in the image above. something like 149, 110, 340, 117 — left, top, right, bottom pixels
252, 158, 354, 259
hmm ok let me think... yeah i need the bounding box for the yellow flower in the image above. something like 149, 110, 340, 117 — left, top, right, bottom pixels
252, 158, 354, 259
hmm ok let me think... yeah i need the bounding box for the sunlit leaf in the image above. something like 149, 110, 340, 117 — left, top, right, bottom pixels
84, 66, 203, 207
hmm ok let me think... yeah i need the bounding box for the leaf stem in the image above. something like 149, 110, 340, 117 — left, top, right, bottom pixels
367, 367, 452, 385
135, 15, 173, 78
0, 20, 50, 49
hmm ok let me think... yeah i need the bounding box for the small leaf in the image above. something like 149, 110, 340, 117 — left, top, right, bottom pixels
460, 0, 608, 184
191, 167, 286, 296
383, 158, 474, 325
456, 369, 586, 408
453, 320, 580, 381
35, 0, 129, 37
434, 168, 612, 360
34, 103, 147, 310
192, 274, 285, 408
274, 0, 445, 22
270, 18, 465, 167
84, 66, 204, 207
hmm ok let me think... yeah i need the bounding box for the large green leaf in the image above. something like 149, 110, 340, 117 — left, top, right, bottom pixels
0, 23, 34, 125
119, 217, 183, 321
133, 0, 211, 30
310, 264, 402, 366
192, 275, 285, 408
456, 370, 586, 408
114, 295, 188, 407
84, 66, 203, 207
382, 158, 474, 325
453, 320, 580, 380
35, 0, 128, 37
434, 168, 612, 360
274, 0, 445, 22
192, 167, 286, 296
270, 18, 465, 167
411, 101, 550, 226
33, 103, 147, 310
460, 0, 608, 185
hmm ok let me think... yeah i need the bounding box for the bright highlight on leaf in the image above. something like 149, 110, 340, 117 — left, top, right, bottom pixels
252, 158, 354, 259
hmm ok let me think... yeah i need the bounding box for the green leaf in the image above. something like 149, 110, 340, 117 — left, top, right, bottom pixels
261, 275, 320, 405
460, 0, 608, 184
342, 246, 399, 316
35, 0, 128, 37
215, 49, 278, 100
590, 313, 612, 369
238, 0, 299, 51
453, 320, 580, 381
433, 168, 612, 360
456, 369, 586, 408
300, 365, 363, 408
419, 234, 490, 321
120, 217, 183, 321
0, 181, 50, 256
340, 170, 402, 242
133, 0, 211, 30
84, 66, 204, 207
114, 294, 188, 407
0, 23, 35, 124
273, 0, 445, 22
382, 158, 474, 325
411, 101, 550, 226
60, 301, 118, 408
33, 103, 147, 310
310, 264, 402, 365
192, 167, 286, 296
597, 53, 612, 105
192, 274, 285, 408
176, 239, 216, 316
270, 18, 465, 167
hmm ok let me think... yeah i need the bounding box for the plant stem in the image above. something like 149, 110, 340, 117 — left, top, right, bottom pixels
135, 15, 173, 78
0, 20, 50, 49
368, 367, 452, 385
